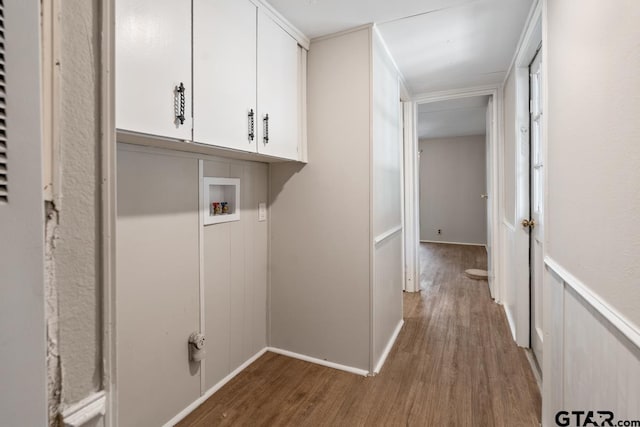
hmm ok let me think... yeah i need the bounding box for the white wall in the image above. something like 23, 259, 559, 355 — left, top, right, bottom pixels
270, 26, 403, 374
545, 0, 640, 327
419, 135, 487, 245
269, 27, 372, 371
372, 30, 403, 370
117, 145, 268, 426
542, 0, 640, 423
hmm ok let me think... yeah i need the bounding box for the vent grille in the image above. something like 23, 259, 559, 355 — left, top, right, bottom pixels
0, 0, 6, 204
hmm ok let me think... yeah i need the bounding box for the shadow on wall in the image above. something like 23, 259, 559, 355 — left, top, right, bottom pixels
116, 145, 279, 218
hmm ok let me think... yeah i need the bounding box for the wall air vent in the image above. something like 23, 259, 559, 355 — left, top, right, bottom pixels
0, 0, 7, 204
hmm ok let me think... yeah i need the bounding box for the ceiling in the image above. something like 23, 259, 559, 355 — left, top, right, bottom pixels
417, 96, 489, 139
268, 0, 533, 95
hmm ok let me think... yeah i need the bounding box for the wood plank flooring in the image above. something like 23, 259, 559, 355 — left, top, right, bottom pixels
178, 243, 541, 426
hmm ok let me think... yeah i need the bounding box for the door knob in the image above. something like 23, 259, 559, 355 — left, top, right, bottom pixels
521, 218, 536, 229
481, 194, 488, 199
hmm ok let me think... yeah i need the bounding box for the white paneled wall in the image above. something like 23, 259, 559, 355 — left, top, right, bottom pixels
543, 261, 640, 425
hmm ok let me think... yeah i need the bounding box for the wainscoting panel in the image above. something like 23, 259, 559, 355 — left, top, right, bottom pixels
543, 259, 640, 426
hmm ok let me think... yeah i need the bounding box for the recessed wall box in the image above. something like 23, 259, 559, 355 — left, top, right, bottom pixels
203, 177, 240, 225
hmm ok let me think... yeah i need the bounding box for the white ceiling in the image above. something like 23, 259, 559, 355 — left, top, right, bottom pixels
268, 0, 533, 95
417, 96, 489, 139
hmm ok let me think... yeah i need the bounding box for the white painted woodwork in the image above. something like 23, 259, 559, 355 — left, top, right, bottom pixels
257, 10, 300, 160
529, 49, 543, 366
0, 1, 47, 424
419, 135, 487, 245
270, 26, 403, 374
201, 159, 268, 390
417, 96, 489, 139
116, 0, 192, 140
202, 177, 241, 225
116, 144, 269, 424
543, 260, 640, 426
116, 147, 200, 426
193, 0, 257, 152
372, 30, 404, 370
500, 3, 541, 348
485, 98, 495, 298
402, 102, 420, 293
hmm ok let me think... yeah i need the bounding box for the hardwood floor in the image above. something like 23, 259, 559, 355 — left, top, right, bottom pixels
178, 243, 541, 426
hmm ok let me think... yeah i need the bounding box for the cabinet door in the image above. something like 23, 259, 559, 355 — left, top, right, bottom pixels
193, 0, 257, 152
257, 11, 300, 160
116, 0, 192, 140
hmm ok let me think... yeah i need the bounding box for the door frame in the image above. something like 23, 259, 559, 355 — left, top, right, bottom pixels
412, 85, 503, 302
511, 2, 542, 348
102, 0, 118, 424
402, 101, 419, 293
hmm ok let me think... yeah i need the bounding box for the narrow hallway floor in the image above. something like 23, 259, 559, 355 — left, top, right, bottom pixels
179, 243, 541, 426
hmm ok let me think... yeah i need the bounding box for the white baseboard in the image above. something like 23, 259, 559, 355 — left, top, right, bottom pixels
266, 347, 370, 376
373, 319, 404, 374
420, 240, 486, 247
503, 305, 517, 342
61, 391, 106, 427
163, 347, 268, 427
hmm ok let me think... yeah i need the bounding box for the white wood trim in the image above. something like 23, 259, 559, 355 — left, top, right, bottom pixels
101, 0, 117, 424
372, 26, 409, 93
267, 347, 370, 377
544, 257, 640, 351
163, 348, 269, 427
420, 240, 486, 247
502, 219, 516, 232
403, 101, 419, 293
249, 0, 310, 49
373, 320, 404, 374
197, 160, 205, 395
374, 225, 403, 246
61, 392, 106, 427
412, 85, 500, 104
310, 23, 374, 43
503, 0, 542, 86
116, 130, 299, 164
504, 305, 517, 341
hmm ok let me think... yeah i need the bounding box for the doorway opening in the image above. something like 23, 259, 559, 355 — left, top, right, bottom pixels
411, 89, 500, 301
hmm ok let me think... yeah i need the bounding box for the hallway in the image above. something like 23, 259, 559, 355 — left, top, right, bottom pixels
179, 243, 541, 426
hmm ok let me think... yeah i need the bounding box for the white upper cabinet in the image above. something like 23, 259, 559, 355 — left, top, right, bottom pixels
257, 10, 300, 161
116, 0, 307, 161
193, 0, 257, 152
116, 0, 192, 140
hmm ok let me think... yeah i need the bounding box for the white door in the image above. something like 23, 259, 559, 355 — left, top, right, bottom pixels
485, 98, 495, 297
529, 50, 544, 365
257, 10, 299, 160
193, 0, 257, 152
116, 0, 192, 140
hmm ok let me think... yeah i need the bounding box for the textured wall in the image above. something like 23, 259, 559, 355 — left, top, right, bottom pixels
419, 135, 487, 245
55, 0, 102, 406
546, 0, 640, 326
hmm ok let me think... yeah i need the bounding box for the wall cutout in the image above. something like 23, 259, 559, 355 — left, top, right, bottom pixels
203, 177, 240, 225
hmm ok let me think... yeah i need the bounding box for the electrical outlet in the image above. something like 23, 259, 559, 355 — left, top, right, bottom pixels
437, 229, 442, 235
258, 202, 267, 222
